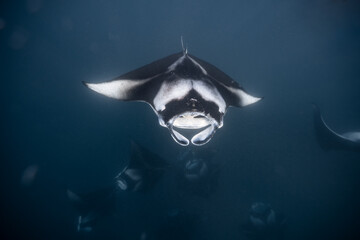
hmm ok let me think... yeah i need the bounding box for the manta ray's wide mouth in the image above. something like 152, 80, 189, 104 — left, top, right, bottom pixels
167, 111, 219, 146
172, 112, 212, 129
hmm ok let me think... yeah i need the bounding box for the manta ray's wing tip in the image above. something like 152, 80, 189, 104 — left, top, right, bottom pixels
82, 81, 89, 87
249, 95, 264, 105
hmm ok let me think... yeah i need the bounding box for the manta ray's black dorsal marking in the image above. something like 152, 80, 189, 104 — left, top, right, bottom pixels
312, 104, 360, 152
83, 47, 262, 146
82, 52, 183, 103
118, 53, 183, 81
189, 54, 258, 107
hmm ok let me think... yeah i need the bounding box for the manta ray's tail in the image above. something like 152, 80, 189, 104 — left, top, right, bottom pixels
181, 36, 188, 55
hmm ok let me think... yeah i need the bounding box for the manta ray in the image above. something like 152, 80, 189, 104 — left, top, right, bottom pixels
67, 141, 168, 232
312, 104, 360, 152
115, 141, 168, 192
83, 45, 262, 146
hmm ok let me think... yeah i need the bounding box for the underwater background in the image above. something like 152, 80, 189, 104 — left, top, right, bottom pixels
1, 0, 360, 239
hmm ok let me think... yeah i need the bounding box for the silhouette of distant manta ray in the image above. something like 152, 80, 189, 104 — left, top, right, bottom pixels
312, 103, 360, 152
67, 141, 168, 232
83, 43, 262, 146
115, 141, 168, 192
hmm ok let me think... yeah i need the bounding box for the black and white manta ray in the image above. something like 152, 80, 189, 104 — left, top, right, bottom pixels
83, 46, 262, 146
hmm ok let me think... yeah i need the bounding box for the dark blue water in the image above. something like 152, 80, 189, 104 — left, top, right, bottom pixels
1, 0, 360, 239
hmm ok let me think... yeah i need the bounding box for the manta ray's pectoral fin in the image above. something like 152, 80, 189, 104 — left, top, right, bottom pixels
82, 78, 153, 102
342, 132, 360, 142
188, 54, 262, 108
83, 52, 186, 102
227, 87, 263, 107
214, 82, 263, 108
312, 103, 360, 151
